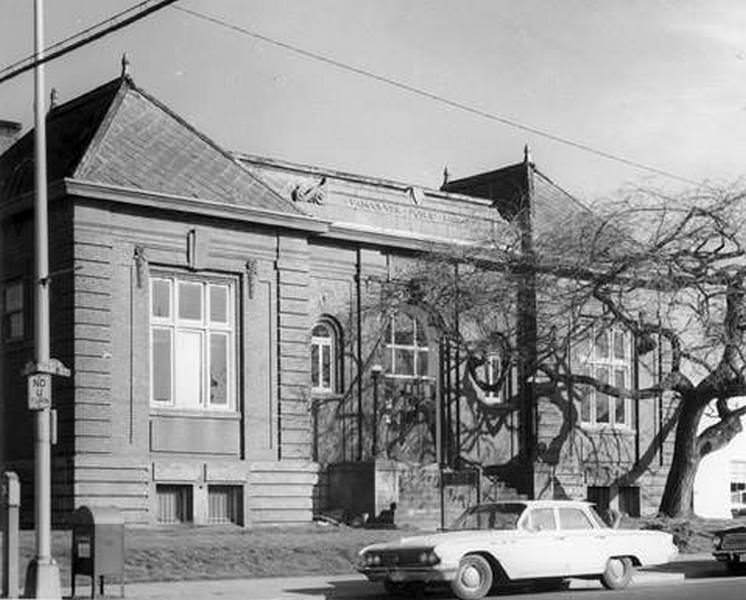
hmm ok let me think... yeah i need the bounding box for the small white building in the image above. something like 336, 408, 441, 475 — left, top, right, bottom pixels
694, 400, 746, 518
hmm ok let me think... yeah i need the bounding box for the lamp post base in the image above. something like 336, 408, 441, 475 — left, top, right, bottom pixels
23, 556, 61, 599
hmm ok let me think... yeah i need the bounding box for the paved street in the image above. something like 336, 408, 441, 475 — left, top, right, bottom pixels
56, 555, 744, 600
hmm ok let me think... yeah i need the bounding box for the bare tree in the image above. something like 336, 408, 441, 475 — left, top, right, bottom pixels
395, 183, 746, 517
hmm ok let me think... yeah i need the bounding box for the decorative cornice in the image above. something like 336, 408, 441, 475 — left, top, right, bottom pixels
63, 178, 330, 233
234, 151, 496, 208
0, 177, 509, 256
322, 223, 491, 253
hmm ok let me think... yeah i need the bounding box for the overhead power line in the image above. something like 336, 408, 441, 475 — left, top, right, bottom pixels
174, 4, 700, 187
0, 0, 180, 86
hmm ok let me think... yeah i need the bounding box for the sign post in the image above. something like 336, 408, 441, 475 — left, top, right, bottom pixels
23, 2, 68, 597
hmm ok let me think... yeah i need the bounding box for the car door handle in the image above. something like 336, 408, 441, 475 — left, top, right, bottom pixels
554, 536, 567, 541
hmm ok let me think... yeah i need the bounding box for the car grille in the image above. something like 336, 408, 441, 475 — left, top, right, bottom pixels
380, 549, 427, 567
721, 533, 746, 550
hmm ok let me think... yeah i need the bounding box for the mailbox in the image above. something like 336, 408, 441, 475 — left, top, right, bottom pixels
71, 505, 125, 598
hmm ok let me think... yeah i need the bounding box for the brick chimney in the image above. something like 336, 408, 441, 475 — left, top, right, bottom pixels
0, 120, 22, 156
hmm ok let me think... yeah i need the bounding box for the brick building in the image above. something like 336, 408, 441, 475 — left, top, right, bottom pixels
0, 74, 678, 527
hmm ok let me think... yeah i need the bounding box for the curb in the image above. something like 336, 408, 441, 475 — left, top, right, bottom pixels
91, 569, 691, 600
63, 557, 719, 600
634, 569, 685, 585
561, 569, 684, 590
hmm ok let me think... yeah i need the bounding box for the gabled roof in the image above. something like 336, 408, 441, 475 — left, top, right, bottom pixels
0, 76, 299, 215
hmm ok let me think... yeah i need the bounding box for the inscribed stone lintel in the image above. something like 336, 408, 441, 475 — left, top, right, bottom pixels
151, 462, 201, 482
204, 463, 247, 482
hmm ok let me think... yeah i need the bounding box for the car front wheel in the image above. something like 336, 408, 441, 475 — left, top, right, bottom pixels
600, 556, 633, 590
450, 554, 494, 600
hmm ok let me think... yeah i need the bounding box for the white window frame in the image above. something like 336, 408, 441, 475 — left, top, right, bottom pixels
578, 325, 633, 429
311, 320, 338, 394
730, 461, 746, 515
384, 311, 430, 380
2, 279, 24, 341
149, 274, 235, 411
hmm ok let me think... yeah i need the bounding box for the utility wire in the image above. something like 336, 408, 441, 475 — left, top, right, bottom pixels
0, 0, 180, 86
174, 4, 700, 187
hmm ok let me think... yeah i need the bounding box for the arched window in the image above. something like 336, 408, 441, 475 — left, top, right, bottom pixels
311, 319, 341, 393
384, 312, 429, 379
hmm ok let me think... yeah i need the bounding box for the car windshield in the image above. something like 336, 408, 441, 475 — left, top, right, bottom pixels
450, 503, 526, 531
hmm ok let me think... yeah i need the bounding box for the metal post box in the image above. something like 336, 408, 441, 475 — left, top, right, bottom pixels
1, 472, 20, 599
71, 506, 125, 598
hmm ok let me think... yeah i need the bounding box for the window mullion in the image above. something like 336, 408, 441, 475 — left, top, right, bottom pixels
169, 325, 175, 406
203, 327, 209, 409
203, 282, 207, 408
317, 342, 322, 388
390, 321, 396, 375
316, 343, 321, 388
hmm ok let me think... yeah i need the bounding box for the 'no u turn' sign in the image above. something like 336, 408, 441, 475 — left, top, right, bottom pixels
27, 373, 52, 410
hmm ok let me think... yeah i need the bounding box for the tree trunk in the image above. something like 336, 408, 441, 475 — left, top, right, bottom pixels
658, 394, 707, 517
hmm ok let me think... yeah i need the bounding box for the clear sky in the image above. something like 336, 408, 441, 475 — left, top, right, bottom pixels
1, 1, 745, 201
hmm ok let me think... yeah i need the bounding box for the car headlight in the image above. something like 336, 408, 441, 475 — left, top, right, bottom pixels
712, 535, 723, 550
418, 550, 440, 565
363, 552, 382, 566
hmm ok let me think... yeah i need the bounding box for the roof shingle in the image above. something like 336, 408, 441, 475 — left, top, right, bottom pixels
0, 76, 298, 215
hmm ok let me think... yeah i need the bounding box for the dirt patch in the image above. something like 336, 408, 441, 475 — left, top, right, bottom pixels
633, 514, 746, 553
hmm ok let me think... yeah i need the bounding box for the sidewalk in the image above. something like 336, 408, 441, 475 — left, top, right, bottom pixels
60, 553, 726, 600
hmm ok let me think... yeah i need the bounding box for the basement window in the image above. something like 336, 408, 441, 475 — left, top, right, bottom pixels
208, 485, 243, 525
619, 486, 640, 517
156, 484, 193, 524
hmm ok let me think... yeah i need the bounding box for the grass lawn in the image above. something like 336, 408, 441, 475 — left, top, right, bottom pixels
15, 523, 405, 588
6, 513, 743, 589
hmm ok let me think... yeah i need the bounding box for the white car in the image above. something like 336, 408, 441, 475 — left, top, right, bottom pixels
357, 500, 678, 599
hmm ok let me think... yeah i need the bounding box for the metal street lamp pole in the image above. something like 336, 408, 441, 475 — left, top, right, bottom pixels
370, 365, 383, 457
24, 0, 62, 597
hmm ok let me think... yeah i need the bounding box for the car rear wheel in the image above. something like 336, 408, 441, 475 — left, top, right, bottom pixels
600, 556, 633, 590
450, 554, 494, 600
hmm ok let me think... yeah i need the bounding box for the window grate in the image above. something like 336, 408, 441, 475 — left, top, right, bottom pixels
156, 484, 193, 524
208, 485, 243, 525
619, 486, 640, 517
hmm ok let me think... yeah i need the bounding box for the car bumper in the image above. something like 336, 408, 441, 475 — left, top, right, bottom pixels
357, 566, 458, 583
714, 551, 745, 562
